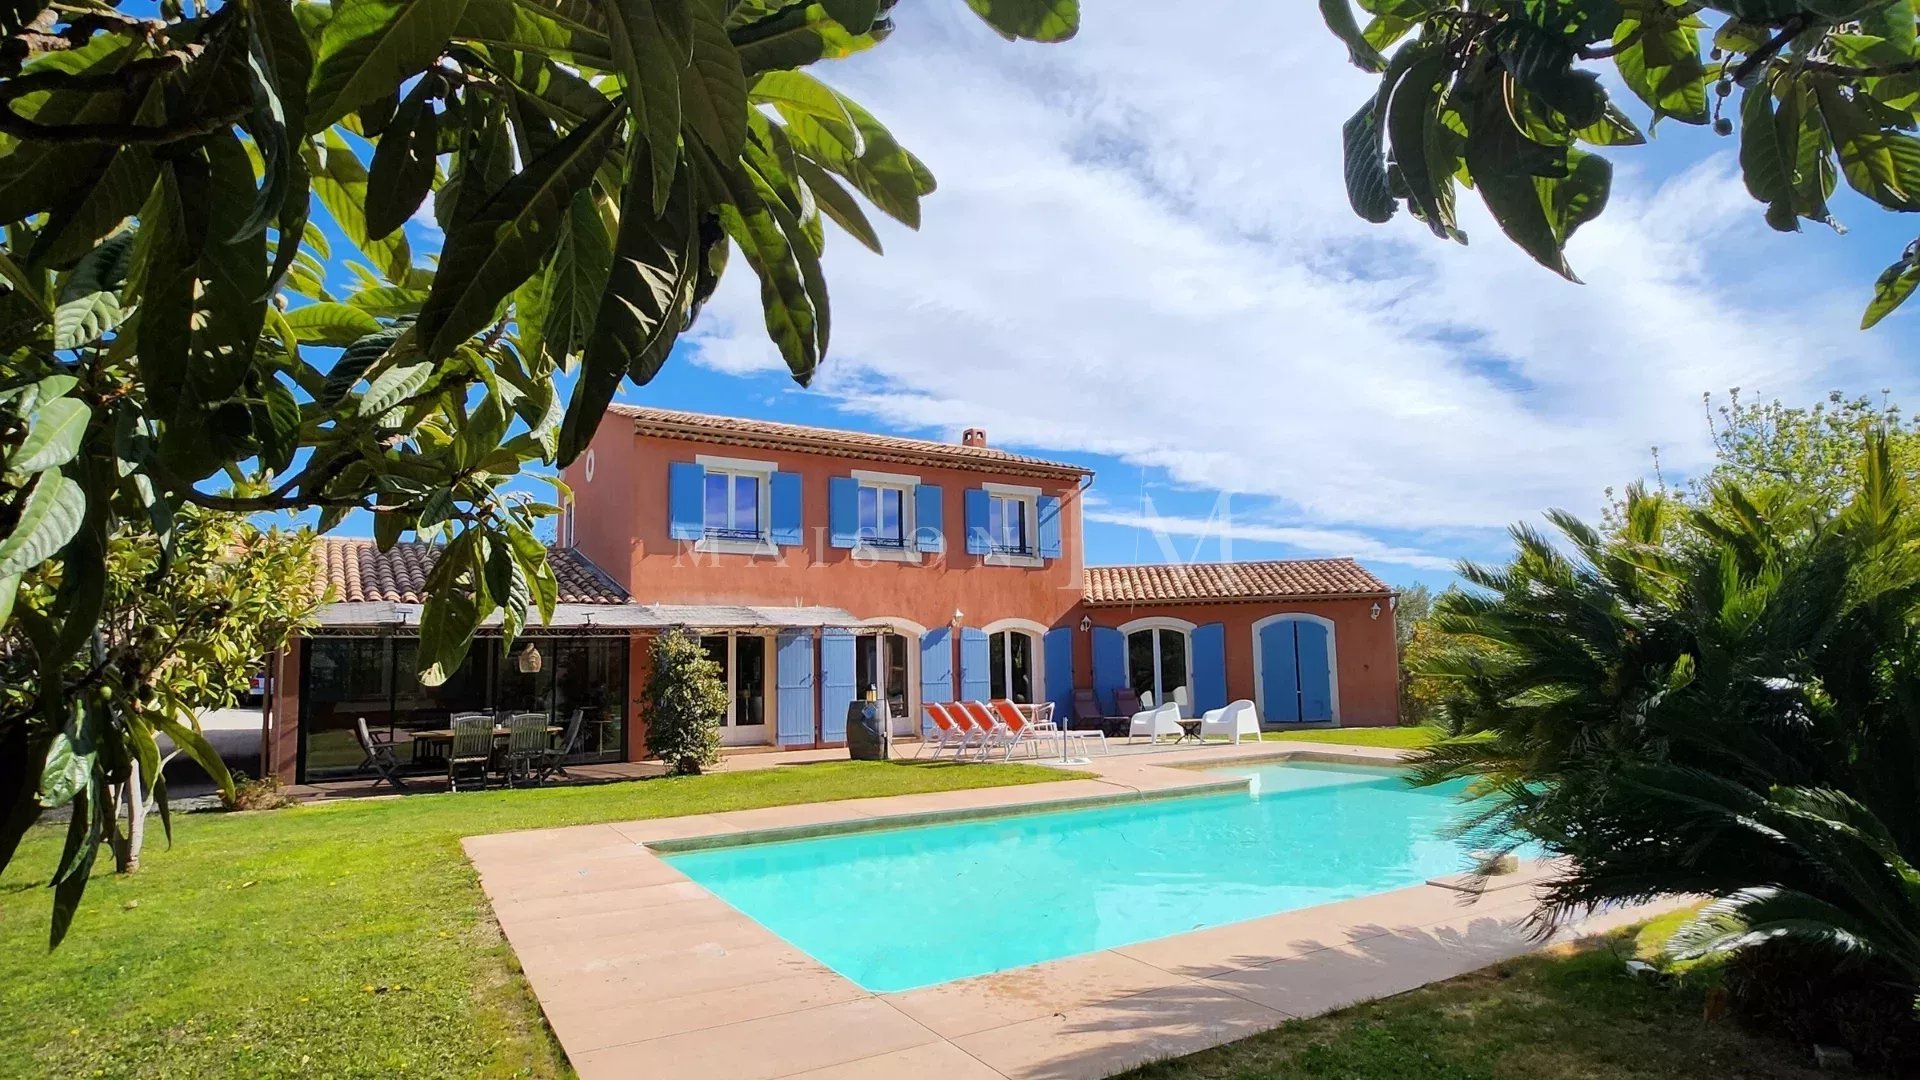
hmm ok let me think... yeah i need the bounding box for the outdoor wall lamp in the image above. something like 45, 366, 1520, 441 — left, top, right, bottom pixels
1369, 602, 1382, 621
951, 608, 964, 628
1079, 616, 1092, 632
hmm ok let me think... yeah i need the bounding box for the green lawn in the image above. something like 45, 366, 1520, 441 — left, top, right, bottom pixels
1118, 921, 1826, 1080
1260, 725, 1445, 749
0, 760, 1071, 1080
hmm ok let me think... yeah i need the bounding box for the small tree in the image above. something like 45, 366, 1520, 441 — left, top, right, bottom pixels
643, 630, 726, 776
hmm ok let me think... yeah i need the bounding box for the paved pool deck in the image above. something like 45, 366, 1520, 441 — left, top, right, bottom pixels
462, 742, 1677, 1080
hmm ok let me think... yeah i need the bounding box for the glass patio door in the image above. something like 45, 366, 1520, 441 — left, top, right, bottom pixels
702, 633, 770, 746
856, 633, 916, 734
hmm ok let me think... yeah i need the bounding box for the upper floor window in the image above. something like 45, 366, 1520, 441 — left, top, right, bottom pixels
831, 471, 942, 560
669, 457, 800, 553
985, 493, 1032, 555
704, 469, 763, 542
857, 483, 907, 548
966, 484, 1063, 566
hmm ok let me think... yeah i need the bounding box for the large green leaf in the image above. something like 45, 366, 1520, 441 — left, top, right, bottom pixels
1319, 0, 1387, 73
732, 2, 883, 74
51, 232, 135, 350
365, 76, 442, 239
1613, 12, 1708, 126
357, 360, 434, 416
1815, 79, 1920, 212
0, 472, 85, 576
964, 0, 1077, 42
750, 70, 855, 125
778, 90, 930, 228
418, 101, 624, 358
307, 0, 471, 131
1342, 98, 1396, 224
284, 301, 384, 345
602, 0, 688, 212
525, 191, 615, 374
7, 398, 89, 475
1863, 249, 1920, 329
1741, 82, 1798, 232
705, 151, 819, 383
793, 155, 882, 253
558, 158, 697, 463
1538, 147, 1611, 245
305, 133, 415, 282
1386, 51, 1455, 239
680, 0, 749, 162
1465, 80, 1575, 280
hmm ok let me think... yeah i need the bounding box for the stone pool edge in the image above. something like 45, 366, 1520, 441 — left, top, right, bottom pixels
464, 743, 1683, 1080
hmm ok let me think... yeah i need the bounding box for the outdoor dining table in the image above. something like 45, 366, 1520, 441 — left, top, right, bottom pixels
407, 724, 561, 763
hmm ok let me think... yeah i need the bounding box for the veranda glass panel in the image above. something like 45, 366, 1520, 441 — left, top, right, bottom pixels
301, 637, 392, 779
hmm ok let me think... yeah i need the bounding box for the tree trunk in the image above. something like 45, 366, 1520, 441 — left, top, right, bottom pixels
106, 758, 144, 874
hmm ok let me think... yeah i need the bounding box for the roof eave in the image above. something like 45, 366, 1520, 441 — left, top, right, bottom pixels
1079, 589, 1393, 607
629, 415, 1093, 482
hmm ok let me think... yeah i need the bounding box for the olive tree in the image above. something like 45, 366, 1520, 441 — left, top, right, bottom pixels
0, 0, 1077, 940
1318, 0, 1920, 327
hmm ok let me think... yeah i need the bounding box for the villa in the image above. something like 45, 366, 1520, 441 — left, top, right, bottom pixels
264, 407, 1400, 784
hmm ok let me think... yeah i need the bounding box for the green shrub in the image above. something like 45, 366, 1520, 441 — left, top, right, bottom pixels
1723, 941, 1920, 1074
642, 630, 727, 776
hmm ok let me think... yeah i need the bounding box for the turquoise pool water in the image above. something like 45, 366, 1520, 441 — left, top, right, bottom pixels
663, 762, 1490, 992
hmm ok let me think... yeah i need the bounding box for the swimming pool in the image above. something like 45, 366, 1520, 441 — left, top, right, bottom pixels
662, 762, 1494, 992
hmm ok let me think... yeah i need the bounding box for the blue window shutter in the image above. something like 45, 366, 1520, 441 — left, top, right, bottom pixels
919, 628, 953, 736
964, 488, 990, 555
1259, 621, 1302, 724
776, 630, 816, 745
1043, 627, 1074, 720
1036, 495, 1062, 559
668, 462, 705, 541
913, 484, 944, 553
1295, 620, 1334, 722
770, 472, 802, 546
1191, 622, 1227, 714
828, 476, 859, 549
958, 628, 991, 701
1090, 626, 1126, 713
819, 629, 856, 742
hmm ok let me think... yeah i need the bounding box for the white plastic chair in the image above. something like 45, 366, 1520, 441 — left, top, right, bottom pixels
1172, 685, 1191, 718
1128, 702, 1183, 744
1199, 699, 1260, 744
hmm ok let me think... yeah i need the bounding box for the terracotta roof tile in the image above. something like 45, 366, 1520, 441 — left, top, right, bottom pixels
1082, 559, 1391, 605
606, 404, 1092, 479
316, 539, 627, 605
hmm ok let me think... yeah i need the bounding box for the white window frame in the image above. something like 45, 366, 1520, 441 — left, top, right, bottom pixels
700, 631, 774, 745
981, 482, 1042, 567
851, 469, 921, 564
1118, 616, 1197, 715
695, 454, 777, 555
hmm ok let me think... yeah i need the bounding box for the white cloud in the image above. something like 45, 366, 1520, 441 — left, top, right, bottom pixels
1084, 506, 1460, 573
685, 5, 1906, 567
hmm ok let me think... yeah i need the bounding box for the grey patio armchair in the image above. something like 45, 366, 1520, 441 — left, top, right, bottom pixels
534, 709, 587, 783
447, 714, 494, 791
502, 712, 552, 786
354, 717, 406, 790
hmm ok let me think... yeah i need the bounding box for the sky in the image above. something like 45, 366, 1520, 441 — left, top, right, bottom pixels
398, 5, 1920, 593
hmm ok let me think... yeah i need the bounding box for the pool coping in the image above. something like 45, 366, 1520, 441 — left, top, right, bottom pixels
463, 744, 1683, 1080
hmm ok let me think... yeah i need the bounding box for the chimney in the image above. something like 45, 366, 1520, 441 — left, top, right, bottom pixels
961, 427, 987, 448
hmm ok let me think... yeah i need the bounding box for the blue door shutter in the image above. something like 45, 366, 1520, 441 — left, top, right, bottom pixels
770, 471, 802, 546
913, 484, 944, 553
1090, 626, 1126, 713
668, 462, 705, 541
828, 476, 859, 549
819, 629, 856, 743
1036, 496, 1062, 559
1191, 622, 1227, 715
964, 488, 990, 555
776, 630, 816, 746
1259, 621, 1301, 723
958, 628, 991, 701
1295, 620, 1334, 722
1043, 627, 1074, 720
919, 627, 953, 735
